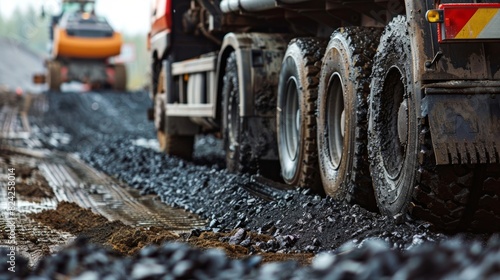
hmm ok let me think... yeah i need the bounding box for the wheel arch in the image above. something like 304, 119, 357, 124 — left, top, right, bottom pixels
215, 42, 236, 131
216, 32, 290, 128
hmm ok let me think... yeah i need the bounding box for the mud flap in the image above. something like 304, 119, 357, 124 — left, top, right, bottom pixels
422, 94, 500, 165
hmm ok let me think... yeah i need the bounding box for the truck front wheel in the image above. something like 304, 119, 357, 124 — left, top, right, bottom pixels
317, 27, 381, 210
277, 38, 325, 192
155, 93, 194, 160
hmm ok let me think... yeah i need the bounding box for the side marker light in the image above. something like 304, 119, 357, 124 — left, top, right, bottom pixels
426, 10, 444, 23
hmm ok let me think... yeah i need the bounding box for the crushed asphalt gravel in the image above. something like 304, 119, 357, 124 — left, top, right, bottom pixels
3, 90, 496, 278
37, 91, 447, 251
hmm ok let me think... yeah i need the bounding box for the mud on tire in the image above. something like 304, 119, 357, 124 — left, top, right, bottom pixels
317, 27, 382, 210
277, 37, 326, 193
223, 52, 250, 173
368, 16, 478, 231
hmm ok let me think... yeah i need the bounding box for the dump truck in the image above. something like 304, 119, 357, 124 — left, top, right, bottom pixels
148, 0, 500, 231
43, 0, 127, 91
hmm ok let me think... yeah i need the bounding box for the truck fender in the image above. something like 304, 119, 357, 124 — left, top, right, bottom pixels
216, 33, 289, 118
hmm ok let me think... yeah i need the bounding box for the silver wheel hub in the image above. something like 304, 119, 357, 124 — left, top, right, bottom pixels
397, 99, 408, 146
340, 110, 345, 138
326, 73, 344, 170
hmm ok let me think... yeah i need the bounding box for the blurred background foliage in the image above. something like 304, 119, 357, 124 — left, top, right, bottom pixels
0, 6, 149, 90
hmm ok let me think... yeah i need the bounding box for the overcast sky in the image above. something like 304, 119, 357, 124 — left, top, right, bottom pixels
0, 0, 151, 35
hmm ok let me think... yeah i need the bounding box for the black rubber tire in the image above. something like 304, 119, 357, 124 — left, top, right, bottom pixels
277, 37, 326, 193
223, 52, 248, 173
468, 165, 500, 231
317, 27, 382, 210
113, 63, 127, 92
48, 61, 62, 92
368, 16, 476, 230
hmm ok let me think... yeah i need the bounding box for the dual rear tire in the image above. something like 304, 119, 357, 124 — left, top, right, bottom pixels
316, 27, 382, 210
275, 28, 382, 210
278, 18, 499, 232
275, 28, 384, 212
277, 38, 326, 193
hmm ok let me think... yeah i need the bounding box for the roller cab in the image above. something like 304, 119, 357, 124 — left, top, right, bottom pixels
44, 0, 127, 91
53, 12, 122, 59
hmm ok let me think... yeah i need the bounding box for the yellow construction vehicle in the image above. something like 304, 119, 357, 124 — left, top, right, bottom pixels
44, 0, 127, 91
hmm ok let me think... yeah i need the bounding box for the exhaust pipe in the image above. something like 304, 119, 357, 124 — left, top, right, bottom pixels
220, 0, 308, 13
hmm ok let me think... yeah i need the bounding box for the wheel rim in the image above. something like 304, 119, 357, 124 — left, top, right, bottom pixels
284, 77, 300, 163
380, 67, 407, 180
326, 73, 344, 170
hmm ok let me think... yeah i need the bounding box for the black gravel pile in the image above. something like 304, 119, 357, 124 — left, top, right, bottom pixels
2, 237, 500, 279
34, 91, 155, 152
81, 140, 445, 252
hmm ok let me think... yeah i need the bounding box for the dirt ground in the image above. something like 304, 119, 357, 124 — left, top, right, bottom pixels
0, 153, 73, 268
29, 201, 313, 265
10, 160, 54, 202
0, 90, 313, 269
0, 144, 311, 269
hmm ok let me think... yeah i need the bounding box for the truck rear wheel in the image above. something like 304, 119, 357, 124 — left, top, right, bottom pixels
368, 16, 475, 230
113, 63, 127, 91
48, 61, 62, 91
277, 38, 325, 192
317, 27, 381, 210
